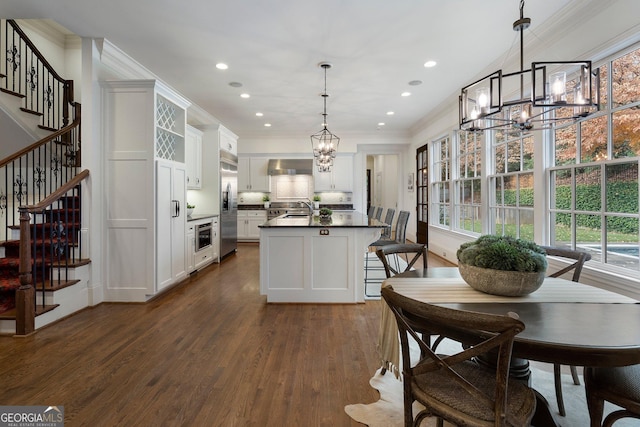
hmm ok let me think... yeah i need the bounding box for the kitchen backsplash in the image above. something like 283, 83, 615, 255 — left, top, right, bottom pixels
238, 175, 352, 205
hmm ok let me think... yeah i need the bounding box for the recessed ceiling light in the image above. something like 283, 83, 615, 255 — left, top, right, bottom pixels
378, 122, 385, 126
386, 111, 395, 116
216, 63, 228, 70
408, 80, 423, 86
229, 82, 243, 88
264, 123, 271, 127
256, 112, 264, 117
401, 92, 411, 97
240, 93, 250, 98
424, 60, 437, 68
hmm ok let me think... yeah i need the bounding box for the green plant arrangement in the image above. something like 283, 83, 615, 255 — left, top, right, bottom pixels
187, 203, 195, 209
457, 234, 547, 272
319, 207, 332, 217
457, 235, 548, 296
313, 194, 321, 202
262, 195, 270, 202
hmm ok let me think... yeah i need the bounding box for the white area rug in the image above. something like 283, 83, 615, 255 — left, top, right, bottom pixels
345, 339, 635, 427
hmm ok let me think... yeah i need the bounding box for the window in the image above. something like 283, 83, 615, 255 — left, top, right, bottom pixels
489, 129, 535, 240
550, 46, 640, 272
431, 135, 451, 227
454, 130, 482, 233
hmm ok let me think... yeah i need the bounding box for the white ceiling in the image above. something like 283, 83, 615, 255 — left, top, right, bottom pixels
5, 0, 586, 139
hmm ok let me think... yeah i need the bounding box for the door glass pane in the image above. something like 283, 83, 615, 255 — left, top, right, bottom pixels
503, 209, 518, 237
552, 212, 572, 248
495, 144, 506, 173
519, 210, 534, 240
507, 140, 521, 172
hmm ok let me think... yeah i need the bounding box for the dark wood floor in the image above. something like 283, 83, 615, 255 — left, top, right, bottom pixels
0, 244, 452, 426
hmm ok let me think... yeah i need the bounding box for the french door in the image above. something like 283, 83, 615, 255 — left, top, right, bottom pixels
416, 144, 429, 244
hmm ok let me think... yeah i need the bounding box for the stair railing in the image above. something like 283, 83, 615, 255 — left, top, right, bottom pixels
0, 103, 81, 242
1, 19, 73, 131
17, 169, 89, 335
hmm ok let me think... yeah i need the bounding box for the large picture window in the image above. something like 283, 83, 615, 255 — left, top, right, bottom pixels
490, 131, 535, 240
550, 46, 640, 272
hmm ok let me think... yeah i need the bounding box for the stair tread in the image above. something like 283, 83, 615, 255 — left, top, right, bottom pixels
0, 304, 60, 320
0, 87, 25, 98
19, 107, 43, 117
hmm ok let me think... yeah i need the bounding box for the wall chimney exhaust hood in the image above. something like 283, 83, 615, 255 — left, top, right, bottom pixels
267, 159, 313, 175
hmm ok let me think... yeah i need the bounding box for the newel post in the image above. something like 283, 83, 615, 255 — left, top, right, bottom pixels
16, 207, 35, 336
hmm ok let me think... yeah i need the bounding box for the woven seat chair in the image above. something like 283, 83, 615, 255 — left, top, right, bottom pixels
381, 286, 537, 427
584, 364, 640, 426
541, 245, 592, 417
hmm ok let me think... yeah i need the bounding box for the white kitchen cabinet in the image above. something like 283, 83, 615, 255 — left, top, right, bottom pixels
238, 210, 267, 241
313, 155, 353, 191
212, 216, 219, 262
238, 157, 270, 192
185, 125, 203, 189
187, 222, 196, 273
101, 79, 190, 301
157, 159, 187, 290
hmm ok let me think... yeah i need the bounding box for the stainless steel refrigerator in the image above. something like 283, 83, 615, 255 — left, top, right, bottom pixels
220, 151, 238, 258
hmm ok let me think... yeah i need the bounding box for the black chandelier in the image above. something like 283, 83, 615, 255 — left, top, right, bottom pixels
310, 62, 339, 172
459, 0, 599, 133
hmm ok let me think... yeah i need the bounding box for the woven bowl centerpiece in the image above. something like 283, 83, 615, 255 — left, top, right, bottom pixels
457, 235, 548, 297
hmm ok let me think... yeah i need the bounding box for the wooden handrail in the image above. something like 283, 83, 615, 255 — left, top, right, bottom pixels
0, 103, 81, 169
22, 169, 89, 213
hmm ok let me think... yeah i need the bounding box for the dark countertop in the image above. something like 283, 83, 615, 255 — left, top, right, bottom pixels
260, 212, 387, 228
187, 214, 218, 222
238, 205, 267, 210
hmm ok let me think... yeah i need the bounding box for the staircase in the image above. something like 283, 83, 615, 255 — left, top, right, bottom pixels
0, 19, 89, 335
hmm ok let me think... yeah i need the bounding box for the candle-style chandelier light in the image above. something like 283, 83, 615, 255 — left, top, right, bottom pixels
459, 0, 599, 133
310, 62, 340, 172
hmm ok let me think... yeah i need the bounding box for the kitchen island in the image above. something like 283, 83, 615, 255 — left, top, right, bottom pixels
259, 212, 387, 303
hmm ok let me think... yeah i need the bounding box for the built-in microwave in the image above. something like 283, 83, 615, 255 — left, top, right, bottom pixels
196, 221, 212, 252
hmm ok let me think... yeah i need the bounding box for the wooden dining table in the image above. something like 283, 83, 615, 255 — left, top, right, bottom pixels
379, 267, 640, 427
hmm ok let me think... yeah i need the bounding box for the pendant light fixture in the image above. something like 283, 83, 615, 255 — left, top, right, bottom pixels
459, 0, 599, 133
311, 62, 339, 172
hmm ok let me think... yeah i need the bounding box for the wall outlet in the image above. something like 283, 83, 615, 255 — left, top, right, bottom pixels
442, 251, 446, 257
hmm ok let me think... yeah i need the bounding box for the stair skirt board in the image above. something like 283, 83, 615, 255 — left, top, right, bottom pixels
0, 263, 90, 334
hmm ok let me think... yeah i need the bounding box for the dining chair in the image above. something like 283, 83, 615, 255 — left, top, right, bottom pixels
376, 243, 427, 278
542, 245, 592, 417
367, 205, 375, 219
381, 286, 537, 427
584, 364, 640, 427
364, 211, 410, 297
380, 208, 395, 239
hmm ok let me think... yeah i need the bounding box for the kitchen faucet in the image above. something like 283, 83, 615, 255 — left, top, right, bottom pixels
299, 199, 314, 215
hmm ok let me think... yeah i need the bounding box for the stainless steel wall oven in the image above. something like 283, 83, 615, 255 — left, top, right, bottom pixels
196, 221, 212, 252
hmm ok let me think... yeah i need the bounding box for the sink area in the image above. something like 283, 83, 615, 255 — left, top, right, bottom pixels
284, 213, 310, 218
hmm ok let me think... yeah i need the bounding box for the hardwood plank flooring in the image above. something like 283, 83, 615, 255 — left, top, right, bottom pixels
0, 243, 452, 426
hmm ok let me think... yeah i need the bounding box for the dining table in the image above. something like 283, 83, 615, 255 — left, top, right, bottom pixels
378, 267, 640, 427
